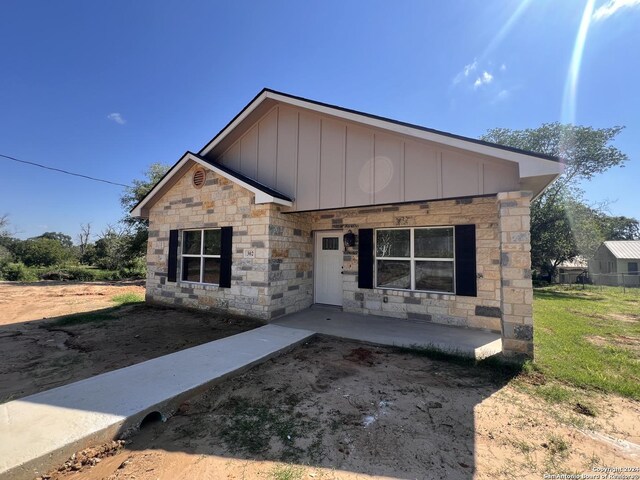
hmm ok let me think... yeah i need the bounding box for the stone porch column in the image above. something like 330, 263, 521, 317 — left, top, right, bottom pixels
498, 191, 534, 359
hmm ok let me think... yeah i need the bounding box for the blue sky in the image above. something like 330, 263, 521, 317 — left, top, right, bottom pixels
1, 0, 639, 240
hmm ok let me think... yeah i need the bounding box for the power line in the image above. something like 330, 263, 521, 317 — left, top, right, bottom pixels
0, 153, 131, 188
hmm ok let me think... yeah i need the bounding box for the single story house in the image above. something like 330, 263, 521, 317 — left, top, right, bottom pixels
555, 256, 587, 284
131, 89, 562, 357
590, 241, 640, 286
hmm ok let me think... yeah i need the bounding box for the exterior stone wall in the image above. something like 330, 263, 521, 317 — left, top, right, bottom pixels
147, 166, 314, 321
146, 167, 534, 358
308, 196, 504, 332
147, 166, 270, 319
498, 191, 534, 357
262, 208, 314, 317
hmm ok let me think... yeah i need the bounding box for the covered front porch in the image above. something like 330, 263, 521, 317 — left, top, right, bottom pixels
272, 306, 502, 360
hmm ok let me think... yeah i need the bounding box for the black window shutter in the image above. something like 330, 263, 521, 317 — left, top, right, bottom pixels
167, 230, 178, 283
454, 224, 477, 297
219, 226, 233, 288
358, 228, 374, 289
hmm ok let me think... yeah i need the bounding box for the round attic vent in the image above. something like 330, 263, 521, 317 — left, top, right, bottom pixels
192, 168, 206, 189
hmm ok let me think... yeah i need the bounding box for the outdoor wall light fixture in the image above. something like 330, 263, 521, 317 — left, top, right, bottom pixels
343, 230, 356, 249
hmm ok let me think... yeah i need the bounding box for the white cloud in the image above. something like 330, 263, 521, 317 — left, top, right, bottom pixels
473, 71, 494, 89
107, 113, 126, 125
452, 60, 478, 85
495, 89, 510, 101
593, 0, 640, 21
452, 60, 508, 94
463, 61, 477, 76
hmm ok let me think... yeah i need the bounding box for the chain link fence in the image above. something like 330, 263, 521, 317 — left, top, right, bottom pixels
557, 270, 640, 291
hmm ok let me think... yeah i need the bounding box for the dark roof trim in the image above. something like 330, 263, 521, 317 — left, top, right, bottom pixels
129, 151, 292, 216
199, 88, 560, 163
190, 152, 292, 201
198, 89, 269, 156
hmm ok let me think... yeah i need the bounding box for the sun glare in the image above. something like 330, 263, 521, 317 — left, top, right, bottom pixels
561, 0, 596, 126
480, 0, 535, 61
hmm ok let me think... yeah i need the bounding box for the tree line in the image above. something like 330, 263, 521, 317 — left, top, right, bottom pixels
0, 163, 169, 281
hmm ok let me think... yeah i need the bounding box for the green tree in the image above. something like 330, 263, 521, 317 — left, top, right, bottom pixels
16, 237, 70, 267
529, 191, 579, 277
0, 215, 12, 271
0, 214, 8, 237
565, 200, 605, 263
0, 244, 11, 266
77, 223, 92, 262
35, 232, 74, 249
120, 163, 171, 228
0, 235, 20, 262
93, 225, 130, 270
80, 243, 98, 266
120, 162, 170, 259
481, 123, 629, 280
599, 215, 639, 240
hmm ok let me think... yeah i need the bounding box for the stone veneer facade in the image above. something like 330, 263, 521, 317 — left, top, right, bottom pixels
497, 191, 534, 357
146, 165, 314, 320
146, 165, 534, 357
307, 198, 503, 331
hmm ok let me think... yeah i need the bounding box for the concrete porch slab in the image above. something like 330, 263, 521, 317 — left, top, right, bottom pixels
0, 324, 314, 480
273, 307, 502, 359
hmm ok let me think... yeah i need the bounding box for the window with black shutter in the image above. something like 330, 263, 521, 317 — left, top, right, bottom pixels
374, 227, 455, 293
454, 224, 477, 297
167, 230, 178, 282
362, 224, 476, 296
358, 228, 374, 289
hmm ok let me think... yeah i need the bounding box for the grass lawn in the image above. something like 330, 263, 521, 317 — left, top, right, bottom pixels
533, 285, 640, 400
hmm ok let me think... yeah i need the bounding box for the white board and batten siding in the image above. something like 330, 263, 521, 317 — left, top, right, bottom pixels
216, 104, 520, 211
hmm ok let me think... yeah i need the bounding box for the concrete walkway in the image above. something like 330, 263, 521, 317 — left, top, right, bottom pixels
0, 324, 314, 480
273, 307, 502, 359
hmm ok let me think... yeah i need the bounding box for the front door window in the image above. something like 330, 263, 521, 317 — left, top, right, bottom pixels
314, 232, 343, 306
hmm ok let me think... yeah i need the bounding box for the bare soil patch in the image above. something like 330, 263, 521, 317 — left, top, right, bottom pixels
0, 281, 146, 326
569, 309, 640, 325
0, 282, 263, 402
587, 335, 640, 355
41, 338, 640, 480
608, 313, 640, 323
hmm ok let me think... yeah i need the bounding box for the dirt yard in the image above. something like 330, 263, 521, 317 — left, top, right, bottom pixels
0, 281, 263, 402
39, 337, 640, 480
0, 281, 146, 327
3, 282, 639, 478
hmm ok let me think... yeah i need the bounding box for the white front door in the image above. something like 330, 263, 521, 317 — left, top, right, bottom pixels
314, 231, 344, 306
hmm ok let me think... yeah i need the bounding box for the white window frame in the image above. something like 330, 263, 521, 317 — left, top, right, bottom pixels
374, 226, 456, 294
181, 228, 221, 285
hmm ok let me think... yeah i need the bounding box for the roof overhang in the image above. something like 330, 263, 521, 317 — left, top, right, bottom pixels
199, 89, 564, 197
130, 152, 292, 219
134, 89, 564, 219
